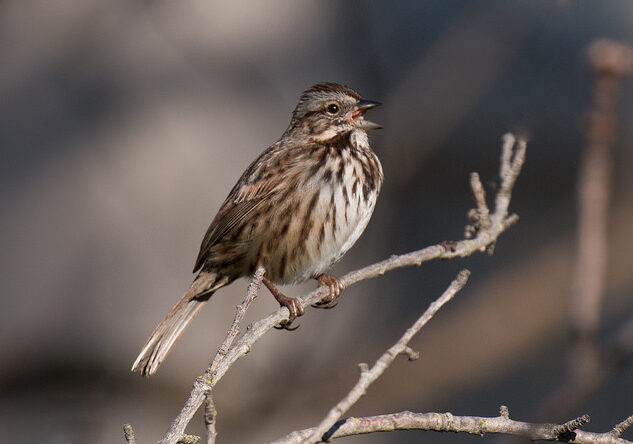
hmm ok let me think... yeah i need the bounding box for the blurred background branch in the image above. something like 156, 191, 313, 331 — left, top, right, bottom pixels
536, 38, 633, 422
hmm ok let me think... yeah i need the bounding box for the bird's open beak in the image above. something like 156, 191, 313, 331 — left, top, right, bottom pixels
351, 99, 382, 130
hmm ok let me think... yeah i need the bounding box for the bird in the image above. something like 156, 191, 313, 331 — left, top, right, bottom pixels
132, 82, 383, 376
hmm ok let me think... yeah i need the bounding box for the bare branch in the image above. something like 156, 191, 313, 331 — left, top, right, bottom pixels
204, 394, 218, 444
214, 265, 266, 369
303, 270, 470, 443
465, 172, 490, 240
465, 133, 525, 253
176, 435, 200, 444
154, 134, 526, 444
123, 424, 137, 444
271, 410, 633, 444
552, 414, 591, 439
612, 415, 633, 437
400, 345, 419, 361
159, 266, 265, 444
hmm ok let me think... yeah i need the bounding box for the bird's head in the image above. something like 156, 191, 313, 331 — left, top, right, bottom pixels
287, 82, 381, 142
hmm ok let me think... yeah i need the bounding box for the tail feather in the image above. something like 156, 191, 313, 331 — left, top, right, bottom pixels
131, 272, 228, 376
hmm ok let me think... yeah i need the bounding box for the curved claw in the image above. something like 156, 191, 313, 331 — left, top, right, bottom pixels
315, 274, 343, 306
312, 301, 338, 309
274, 321, 300, 331
275, 296, 304, 330
325, 301, 338, 309
262, 277, 304, 331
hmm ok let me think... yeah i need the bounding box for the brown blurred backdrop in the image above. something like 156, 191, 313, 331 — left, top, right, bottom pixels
1, 1, 633, 443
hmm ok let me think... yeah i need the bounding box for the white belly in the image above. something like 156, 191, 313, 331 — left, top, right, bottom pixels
283, 142, 382, 283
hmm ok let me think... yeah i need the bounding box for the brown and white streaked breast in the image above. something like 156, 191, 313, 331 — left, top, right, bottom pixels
264, 128, 383, 284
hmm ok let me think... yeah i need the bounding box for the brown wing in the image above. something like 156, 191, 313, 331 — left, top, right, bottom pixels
192, 173, 283, 273
192, 138, 308, 273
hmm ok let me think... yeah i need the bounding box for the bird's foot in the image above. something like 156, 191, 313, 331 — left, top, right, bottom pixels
312, 274, 343, 309
263, 277, 304, 330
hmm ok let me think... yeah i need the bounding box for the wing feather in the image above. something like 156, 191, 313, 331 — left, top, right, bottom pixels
192, 141, 306, 273
192, 180, 280, 272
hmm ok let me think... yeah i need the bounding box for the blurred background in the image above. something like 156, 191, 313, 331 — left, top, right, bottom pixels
1, 1, 633, 443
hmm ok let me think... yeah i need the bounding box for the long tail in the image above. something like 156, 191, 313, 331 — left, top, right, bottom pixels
132, 271, 228, 376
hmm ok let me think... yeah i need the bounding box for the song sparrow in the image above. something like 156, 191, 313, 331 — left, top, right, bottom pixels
132, 82, 383, 376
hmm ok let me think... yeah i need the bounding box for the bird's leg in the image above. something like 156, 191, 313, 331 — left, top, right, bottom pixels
263, 277, 304, 330
312, 274, 343, 309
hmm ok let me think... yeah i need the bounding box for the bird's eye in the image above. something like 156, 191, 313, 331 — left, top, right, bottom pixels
326, 103, 340, 115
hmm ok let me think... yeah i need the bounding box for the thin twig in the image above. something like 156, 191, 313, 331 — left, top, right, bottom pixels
470, 171, 489, 224
213, 265, 266, 371
155, 134, 526, 444
465, 172, 490, 240
612, 415, 633, 437
271, 410, 633, 444
176, 435, 200, 444
204, 393, 218, 444
123, 424, 137, 444
160, 267, 265, 444
552, 414, 591, 439
303, 269, 470, 443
